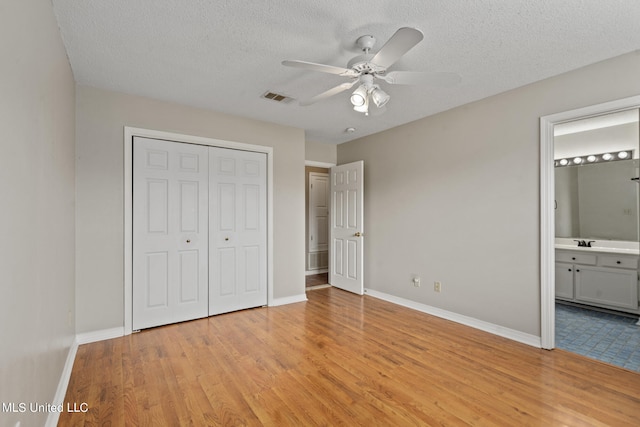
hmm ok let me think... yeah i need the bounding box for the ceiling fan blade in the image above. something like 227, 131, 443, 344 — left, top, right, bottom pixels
300, 80, 358, 106
282, 60, 358, 77
381, 71, 461, 87
370, 27, 424, 69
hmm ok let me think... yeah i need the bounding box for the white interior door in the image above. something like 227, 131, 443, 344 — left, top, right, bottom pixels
209, 147, 267, 315
309, 172, 329, 253
133, 137, 209, 330
330, 161, 364, 295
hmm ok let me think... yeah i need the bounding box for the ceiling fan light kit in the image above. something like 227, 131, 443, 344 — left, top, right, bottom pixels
350, 84, 389, 115
349, 74, 389, 115
282, 27, 460, 116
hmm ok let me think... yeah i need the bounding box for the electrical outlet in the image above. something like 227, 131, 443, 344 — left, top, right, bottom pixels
412, 276, 421, 287
434, 281, 442, 292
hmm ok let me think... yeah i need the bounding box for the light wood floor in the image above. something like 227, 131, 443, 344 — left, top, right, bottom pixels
59, 287, 640, 426
305, 272, 329, 288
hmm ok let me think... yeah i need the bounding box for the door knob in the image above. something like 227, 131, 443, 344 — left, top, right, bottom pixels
354, 232, 362, 237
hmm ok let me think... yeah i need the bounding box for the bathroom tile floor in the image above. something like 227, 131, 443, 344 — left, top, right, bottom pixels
556, 302, 640, 372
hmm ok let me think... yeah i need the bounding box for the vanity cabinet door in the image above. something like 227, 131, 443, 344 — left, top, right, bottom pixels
555, 262, 574, 300
575, 266, 638, 310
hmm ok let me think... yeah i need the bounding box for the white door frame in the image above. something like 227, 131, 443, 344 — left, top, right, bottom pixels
539, 94, 640, 349
124, 127, 274, 335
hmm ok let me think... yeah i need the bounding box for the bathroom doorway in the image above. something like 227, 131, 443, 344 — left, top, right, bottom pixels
540, 97, 640, 371
553, 109, 640, 371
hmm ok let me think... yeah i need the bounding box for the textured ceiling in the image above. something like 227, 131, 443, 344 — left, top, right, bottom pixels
51, 1, 640, 144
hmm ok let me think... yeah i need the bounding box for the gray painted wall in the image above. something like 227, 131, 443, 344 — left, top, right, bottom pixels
0, 1, 76, 426
306, 140, 337, 164
75, 86, 306, 333
338, 51, 640, 336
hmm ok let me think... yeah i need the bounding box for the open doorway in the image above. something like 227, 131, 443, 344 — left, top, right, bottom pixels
305, 161, 334, 290
540, 96, 640, 372
553, 109, 640, 371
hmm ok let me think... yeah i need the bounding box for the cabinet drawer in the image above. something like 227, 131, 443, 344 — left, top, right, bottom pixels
599, 256, 638, 270
556, 252, 597, 265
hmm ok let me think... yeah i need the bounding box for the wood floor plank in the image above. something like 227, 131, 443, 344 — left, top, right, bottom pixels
58, 287, 640, 426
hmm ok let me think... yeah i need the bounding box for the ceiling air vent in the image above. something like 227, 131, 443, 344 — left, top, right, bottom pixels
262, 91, 293, 103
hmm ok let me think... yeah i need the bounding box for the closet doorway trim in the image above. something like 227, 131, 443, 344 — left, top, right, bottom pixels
124, 126, 274, 335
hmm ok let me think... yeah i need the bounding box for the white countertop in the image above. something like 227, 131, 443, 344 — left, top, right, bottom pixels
555, 238, 640, 256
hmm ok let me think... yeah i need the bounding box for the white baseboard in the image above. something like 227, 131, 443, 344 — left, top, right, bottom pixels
45, 326, 125, 426
45, 336, 79, 427
364, 289, 541, 348
270, 294, 308, 306
77, 327, 125, 345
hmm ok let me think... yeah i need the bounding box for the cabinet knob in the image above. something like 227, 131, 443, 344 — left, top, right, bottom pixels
576, 269, 580, 272
616, 261, 621, 264
186, 239, 191, 243
568, 268, 572, 272
572, 257, 576, 260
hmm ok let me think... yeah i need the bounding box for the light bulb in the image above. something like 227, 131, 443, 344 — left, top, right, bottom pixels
602, 153, 613, 161
618, 151, 629, 159
573, 157, 582, 164
353, 94, 369, 115
587, 155, 597, 162
559, 159, 569, 166
350, 85, 367, 107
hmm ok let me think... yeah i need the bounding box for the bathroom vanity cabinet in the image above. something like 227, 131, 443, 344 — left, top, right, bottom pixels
555, 249, 640, 314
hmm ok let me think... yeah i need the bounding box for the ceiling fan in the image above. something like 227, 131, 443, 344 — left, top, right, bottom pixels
282, 27, 460, 115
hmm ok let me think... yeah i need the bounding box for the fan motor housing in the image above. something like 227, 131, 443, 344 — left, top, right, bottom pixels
347, 54, 386, 74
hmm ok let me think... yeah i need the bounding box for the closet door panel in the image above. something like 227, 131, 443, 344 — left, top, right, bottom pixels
209, 148, 267, 315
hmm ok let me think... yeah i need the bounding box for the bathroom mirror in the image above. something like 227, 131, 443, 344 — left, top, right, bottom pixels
554, 109, 639, 242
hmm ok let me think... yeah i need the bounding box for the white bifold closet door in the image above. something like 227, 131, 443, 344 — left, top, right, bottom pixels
133, 137, 209, 330
133, 137, 267, 330
208, 147, 267, 315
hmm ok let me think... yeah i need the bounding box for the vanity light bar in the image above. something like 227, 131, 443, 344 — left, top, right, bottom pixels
554, 150, 633, 167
